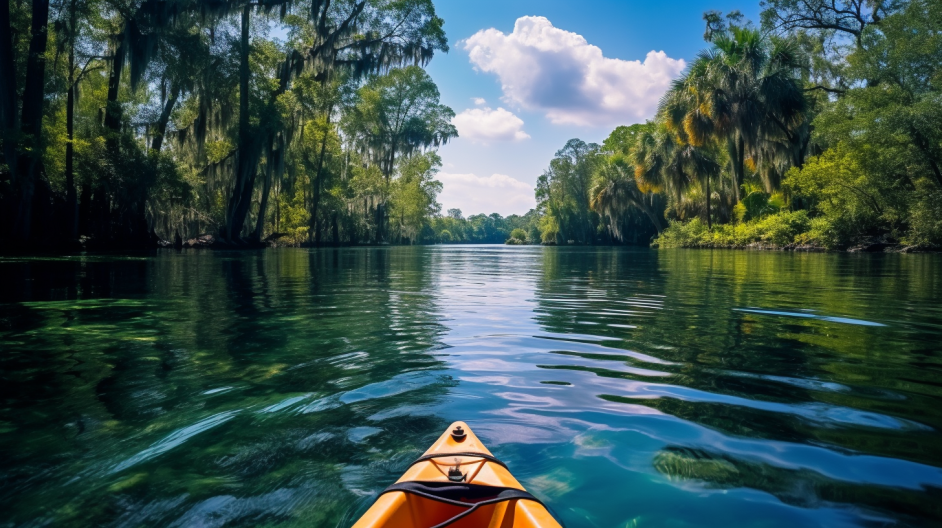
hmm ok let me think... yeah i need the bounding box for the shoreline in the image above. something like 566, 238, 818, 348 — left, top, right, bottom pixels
3, 241, 941, 257
653, 242, 941, 253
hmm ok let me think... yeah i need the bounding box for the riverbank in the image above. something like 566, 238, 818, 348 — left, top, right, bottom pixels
652, 212, 941, 253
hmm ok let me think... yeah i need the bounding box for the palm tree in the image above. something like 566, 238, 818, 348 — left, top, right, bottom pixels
591, 154, 667, 238
633, 123, 721, 229
659, 26, 807, 202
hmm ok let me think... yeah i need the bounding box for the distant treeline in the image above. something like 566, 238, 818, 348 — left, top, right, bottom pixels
430, 209, 540, 245
537, 0, 942, 250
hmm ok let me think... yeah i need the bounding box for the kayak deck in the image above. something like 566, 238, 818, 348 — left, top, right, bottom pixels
352, 421, 562, 528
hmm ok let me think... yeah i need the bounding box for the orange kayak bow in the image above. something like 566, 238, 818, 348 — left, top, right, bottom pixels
352, 421, 562, 528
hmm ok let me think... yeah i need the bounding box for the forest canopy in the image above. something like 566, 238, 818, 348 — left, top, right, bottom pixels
2, 0, 940, 250
537, 0, 942, 250
0, 0, 460, 248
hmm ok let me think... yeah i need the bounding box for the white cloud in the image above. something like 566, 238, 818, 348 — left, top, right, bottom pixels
437, 172, 535, 216
472, 97, 487, 106
464, 16, 686, 126
452, 106, 530, 143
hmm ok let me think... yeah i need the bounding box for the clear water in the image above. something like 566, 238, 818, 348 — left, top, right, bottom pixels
1, 247, 941, 527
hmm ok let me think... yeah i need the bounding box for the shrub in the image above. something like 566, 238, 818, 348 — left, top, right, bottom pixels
653, 218, 712, 248
756, 210, 811, 246
794, 217, 839, 248
506, 228, 527, 245
654, 211, 816, 249
539, 216, 559, 245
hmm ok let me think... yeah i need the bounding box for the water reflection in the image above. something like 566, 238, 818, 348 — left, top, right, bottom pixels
0, 250, 453, 527
1, 247, 941, 527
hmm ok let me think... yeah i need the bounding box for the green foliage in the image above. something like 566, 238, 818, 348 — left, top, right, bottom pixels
506, 228, 527, 245
429, 210, 539, 244
784, 144, 887, 246
5, 0, 941, 251
735, 191, 782, 223
388, 152, 443, 243
636, 0, 942, 251
540, 215, 560, 245
601, 123, 653, 156
275, 184, 311, 246
656, 211, 814, 248
590, 125, 666, 244
343, 66, 457, 181
537, 139, 602, 244
0, 0, 452, 247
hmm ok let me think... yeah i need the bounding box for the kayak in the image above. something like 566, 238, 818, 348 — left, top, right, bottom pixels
352, 421, 562, 528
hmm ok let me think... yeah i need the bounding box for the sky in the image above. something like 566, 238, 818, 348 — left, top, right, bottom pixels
425, 0, 761, 217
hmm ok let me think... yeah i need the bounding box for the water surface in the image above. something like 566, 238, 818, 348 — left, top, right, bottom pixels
1, 247, 941, 527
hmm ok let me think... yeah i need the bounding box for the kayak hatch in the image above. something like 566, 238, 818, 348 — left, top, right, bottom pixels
352, 421, 562, 528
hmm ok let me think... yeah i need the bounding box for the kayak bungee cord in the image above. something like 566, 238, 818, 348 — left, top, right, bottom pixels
378, 481, 545, 528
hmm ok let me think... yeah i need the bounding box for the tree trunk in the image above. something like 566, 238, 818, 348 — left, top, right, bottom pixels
66, 31, 77, 240
13, 0, 51, 242
151, 85, 179, 152
735, 134, 745, 202
64, 0, 78, 241
332, 211, 339, 245
638, 199, 666, 234
705, 175, 712, 230
376, 146, 394, 243
104, 32, 126, 151
224, 5, 255, 242
78, 179, 91, 234
0, 0, 17, 178
253, 137, 274, 242
307, 176, 318, 243
309, 104, 333, 244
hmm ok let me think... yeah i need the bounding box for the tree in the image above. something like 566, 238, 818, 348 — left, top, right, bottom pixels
388, 152, 442, 244
660, 19, 807, 202
343, 65, 455, 242
171, 0, 450, 243
344, 65, 456, 183
536, 139, 600, 244
786, 0, 942, 246
760, 0, 894, 47
0, 0, 458, 250
591, 123, 667, 241
633, 123, 722, 229
8, 0, 51, 242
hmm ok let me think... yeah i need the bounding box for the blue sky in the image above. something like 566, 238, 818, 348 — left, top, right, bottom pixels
425, 0, 761, 216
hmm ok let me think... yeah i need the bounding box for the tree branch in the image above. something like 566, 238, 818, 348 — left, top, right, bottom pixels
804, 85, 846, 94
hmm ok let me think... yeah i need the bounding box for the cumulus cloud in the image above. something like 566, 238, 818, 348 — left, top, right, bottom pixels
472, 97, 487, 106
464, 16, 686, 126
452, 106, 530, 143
437, 172, 535, 216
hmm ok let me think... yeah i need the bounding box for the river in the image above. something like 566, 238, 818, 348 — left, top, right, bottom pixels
1, 247, 941, 527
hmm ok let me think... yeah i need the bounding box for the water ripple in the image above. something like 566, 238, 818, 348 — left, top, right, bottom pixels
2, 247, 941, 527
